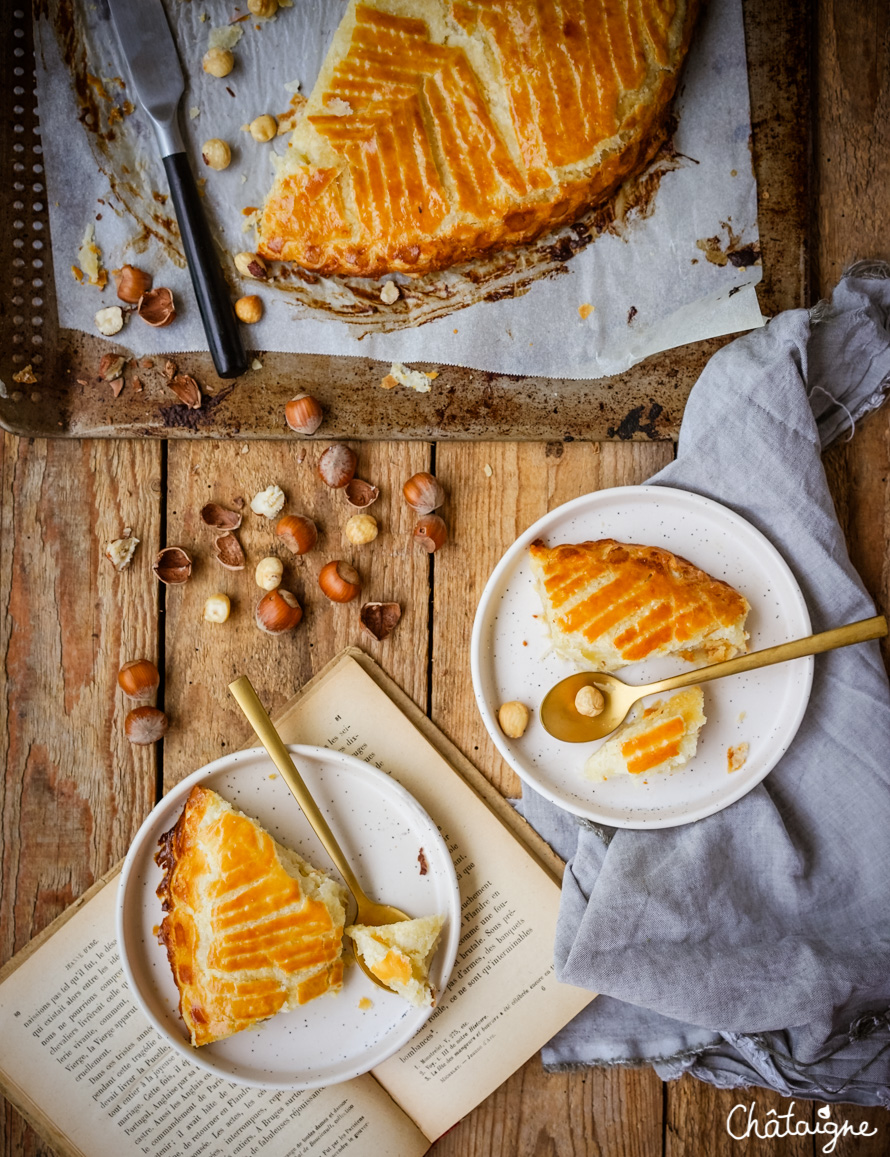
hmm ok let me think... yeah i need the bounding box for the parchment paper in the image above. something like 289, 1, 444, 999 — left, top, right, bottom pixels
34, 0, 763, 380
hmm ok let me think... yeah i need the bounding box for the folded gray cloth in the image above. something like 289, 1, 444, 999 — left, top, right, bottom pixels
515, 263, 890, 1106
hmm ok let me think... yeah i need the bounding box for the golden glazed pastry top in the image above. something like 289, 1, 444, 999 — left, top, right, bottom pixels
257, 0, 697, 276
156, 786, 347, 1046
529, 538, 750, 671
584, 687, 706, 778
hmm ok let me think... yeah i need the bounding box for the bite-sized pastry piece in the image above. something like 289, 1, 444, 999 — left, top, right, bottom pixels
155, 786, 347, 1046
346, 914, 445, 1007
257, 0, 698, 276
529, 538, 749, 671
584, 687, 705, 779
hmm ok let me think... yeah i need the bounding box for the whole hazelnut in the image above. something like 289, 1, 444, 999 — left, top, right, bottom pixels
249, 114, 278, 143
345, 514, 378, 546
248, 0, 279, 16
114, 265, 152, 304
276, 513, 317, 555
318, 444, 357, 488
203, 593, 231, 623
414, 514, 447, 553
235, 295, 263, 324
498, 701, 530, 739
255, 588, 302, 634
125, 706, 169, 745
203, 47, 234, 78
234, 251, 268, 280
318, 560, 361, 603
403, 472, 444, 514
118, 659, 160, 699
285, 394, 323, 435
201, 138, 232, 170
255, 555, 284, 590
575, 685, 605, 718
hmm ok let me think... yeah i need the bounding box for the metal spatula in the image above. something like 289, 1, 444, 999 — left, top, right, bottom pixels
106, 0, 247, 379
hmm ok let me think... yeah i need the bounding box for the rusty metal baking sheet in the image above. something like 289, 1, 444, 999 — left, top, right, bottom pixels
0, 0, 807, 442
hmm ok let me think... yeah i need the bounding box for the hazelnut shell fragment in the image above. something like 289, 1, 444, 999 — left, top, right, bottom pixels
200, 502, 242, 531
115, 265, 152, 304
345, 479, 379, 509
212, 532, 246, 571
137, 287, 176, 327
360, 602, 401, 641
125, 706, 169, 745
168, 374, 201, 409
153, 547, 192, 585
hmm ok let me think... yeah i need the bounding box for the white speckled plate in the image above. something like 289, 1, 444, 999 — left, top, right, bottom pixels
471, 486, 813, 828
117, 746, 460, 1089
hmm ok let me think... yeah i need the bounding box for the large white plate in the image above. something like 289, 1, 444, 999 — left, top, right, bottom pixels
117, 745, 460, 1089
471, 486, 813, 828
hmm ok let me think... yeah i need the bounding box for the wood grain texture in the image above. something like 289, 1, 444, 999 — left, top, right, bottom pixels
665, 1076, 812, 1156
0, 434, 161, 1157
161, 440, 432, 788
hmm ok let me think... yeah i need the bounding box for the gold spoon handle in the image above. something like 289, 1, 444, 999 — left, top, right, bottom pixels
644, 614, 888, 697
228, 675, 367, 905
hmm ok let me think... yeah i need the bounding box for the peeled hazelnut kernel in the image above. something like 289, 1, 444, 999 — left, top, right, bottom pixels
403, 472, 444, 514
203, 593, 231, 623
575, 685, 605, 718
498, 701, 530, 739
345, 514, 378, 546
255, 555, 284, 590
125, 706, 168, 745
118, 659, 160, 699
114, 265, 152, 304
414, 513, 447, 553
234, 251, 268, 280
380, 280, 399, 305
95, 306, 125, 337
251, 484, 286, 519
105, 535, 139, 571
137, 287, 176, 328
256, 588, 302, 634
235, 294, 263, 324
319, 560, 361, 603
318, 444, 357, 488
248, 0, 278, 16
201, 138, 231, 170
285, 394, 323, 435
203, 47, 234, 78
276, 513, 317, 555
249, 114, 277, 143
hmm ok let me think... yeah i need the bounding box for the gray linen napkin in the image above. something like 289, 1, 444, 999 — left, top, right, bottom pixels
515, 263, 890, 1106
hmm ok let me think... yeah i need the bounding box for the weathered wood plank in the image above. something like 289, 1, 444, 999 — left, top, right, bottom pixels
0, 434, 162, 1157
161, 439, 432, 788
665, 1077, 812, 1157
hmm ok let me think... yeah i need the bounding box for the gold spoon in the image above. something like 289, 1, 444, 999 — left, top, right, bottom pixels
228, 675, 408, 991
540, 614, 888, 743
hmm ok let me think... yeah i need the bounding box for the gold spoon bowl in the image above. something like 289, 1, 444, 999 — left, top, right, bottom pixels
228, 675, 408, 992
541, 615, 888, 743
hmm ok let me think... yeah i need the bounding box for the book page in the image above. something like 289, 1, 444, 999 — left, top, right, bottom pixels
0, 882, 428, 1157
276, 657, 594, 1141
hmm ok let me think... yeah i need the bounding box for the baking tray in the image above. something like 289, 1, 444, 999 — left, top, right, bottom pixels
0, 0, 808, 442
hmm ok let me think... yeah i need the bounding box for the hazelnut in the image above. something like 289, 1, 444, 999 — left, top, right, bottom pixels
200, 502, 242, 530
114, 265, 152, 304
168, 374, 201, 409
153, 546, 192, 585
118, 659, 160, 699
203, 593, 231, 623
212, 531, 246, 571
380, 280, 399, 305
318, 560, 361, 603
256, 588, 302, 634
125, 706, 168, 745
235, 295, 263, 324
137, 287, 176, 328
345, 479, 379, 509
234, 251, 268, 280
345, 514, 378, 546
248, 0, 278, 16
360, 602, 401, 641
414, 514, 447, 553
403, 472, 444, 514
276, 513, 317, 555
318, 444, 357, 488
285, 394, 323, 435
251, 484, 285, 519
249, 114, 277, 143
255, 555, 284, 590
201, 138, 232, 170
203, 47, 234, 78
575, 685, 605, 718
95, 306, 124, 336
99, 353, 126, 381
498, 701, 530, 739
105, 535, 139, 571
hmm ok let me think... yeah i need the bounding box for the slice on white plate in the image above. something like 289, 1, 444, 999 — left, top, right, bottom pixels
346, 914, 445, 1007
584, 688, 705, 780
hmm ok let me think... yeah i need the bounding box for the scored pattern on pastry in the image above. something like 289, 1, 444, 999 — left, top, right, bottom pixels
258, 0, 694, 276
584, 687, 705, 778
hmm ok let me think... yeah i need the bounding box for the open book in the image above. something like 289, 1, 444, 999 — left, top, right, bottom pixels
0, 650, 594, 1157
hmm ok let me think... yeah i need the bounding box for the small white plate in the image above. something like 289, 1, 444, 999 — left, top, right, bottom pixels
117, 745, 460, 1089
471, 486, 813, 828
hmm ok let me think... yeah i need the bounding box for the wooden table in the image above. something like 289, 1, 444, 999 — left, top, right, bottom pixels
2, 1, 889, 1154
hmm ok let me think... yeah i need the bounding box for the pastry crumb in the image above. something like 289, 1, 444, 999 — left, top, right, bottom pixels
727, 743, 749, 773
381, 362, 437, 393
358, 997, 373, 1010
578, 303, 594, 319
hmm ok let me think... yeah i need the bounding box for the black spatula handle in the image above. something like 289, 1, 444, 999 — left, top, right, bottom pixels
163, 152, 248, 380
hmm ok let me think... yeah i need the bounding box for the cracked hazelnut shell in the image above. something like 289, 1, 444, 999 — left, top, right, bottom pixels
212, 532, 246, 571
153, 547, 192, 584
360, 602, 401, 641
200, 502, 242, 530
